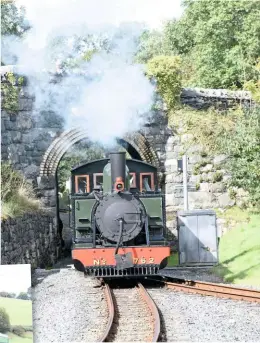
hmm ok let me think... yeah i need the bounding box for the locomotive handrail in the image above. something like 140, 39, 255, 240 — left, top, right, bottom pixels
114, 219, 124, 255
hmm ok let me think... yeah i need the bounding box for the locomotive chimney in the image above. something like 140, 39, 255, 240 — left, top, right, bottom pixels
110, 152, 126, 192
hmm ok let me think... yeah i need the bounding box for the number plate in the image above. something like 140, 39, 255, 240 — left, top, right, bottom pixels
93, 257, 155, 266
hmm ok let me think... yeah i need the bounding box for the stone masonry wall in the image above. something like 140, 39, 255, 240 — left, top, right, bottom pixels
1, 212, 61, 268
1, 91, 62, 182
141, 89, 253, 238
163, 135, 250, 238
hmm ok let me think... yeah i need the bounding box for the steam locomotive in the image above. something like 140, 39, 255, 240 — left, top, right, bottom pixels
71, 152, 170, 277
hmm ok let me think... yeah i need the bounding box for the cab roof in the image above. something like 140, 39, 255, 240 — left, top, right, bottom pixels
71, 158, 156, 172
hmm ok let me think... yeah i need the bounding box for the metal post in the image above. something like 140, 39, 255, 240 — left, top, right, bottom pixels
183, 155, 188, 210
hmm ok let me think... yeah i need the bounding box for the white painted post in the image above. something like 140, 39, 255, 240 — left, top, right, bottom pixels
183, 155, 188, 210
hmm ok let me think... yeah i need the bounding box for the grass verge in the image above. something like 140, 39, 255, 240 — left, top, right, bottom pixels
6, 332, 33, 343
1, 163, 41, 220
167, 253, 179, 267
213, 211, 260, 286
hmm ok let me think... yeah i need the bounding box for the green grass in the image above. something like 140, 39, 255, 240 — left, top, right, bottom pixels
214, 212, 260, 286
0, 298, 33, 343
0, 298, 32, 326
1, 163, 41, 220
167, 253, 179, 267
215, 206, 251, 224
7, 332, 33, 343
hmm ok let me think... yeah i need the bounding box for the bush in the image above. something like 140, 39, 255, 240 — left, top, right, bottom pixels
146, 55, 182, 110
1, 163, 41, 219
16, 292, 29, 300
0, 292, 16, 298
223, 106, 260, 207
0, 307, 10, 333
12, 325, 25, 337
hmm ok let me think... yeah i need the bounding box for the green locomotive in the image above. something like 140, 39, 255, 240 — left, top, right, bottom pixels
71, 151, 170, 277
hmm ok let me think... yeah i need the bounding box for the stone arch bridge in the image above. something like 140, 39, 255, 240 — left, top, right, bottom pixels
37, 126, 166, 209
1, 68, 252, 220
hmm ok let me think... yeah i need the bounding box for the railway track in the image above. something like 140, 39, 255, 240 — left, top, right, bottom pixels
163, 278, 260, 303
96, 276, 260, 342
99, 282, 160, 342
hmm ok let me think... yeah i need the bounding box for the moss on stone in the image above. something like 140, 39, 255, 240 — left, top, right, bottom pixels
212, 171, 223, 183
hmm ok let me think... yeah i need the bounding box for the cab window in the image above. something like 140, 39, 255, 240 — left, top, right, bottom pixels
93, 173, 103, 188
75, 175, 90, 193
140, 173, 154, 192
129, 172, 136, 188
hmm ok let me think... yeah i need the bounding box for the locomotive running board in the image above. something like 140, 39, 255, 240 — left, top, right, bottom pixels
115, 252, 134, 269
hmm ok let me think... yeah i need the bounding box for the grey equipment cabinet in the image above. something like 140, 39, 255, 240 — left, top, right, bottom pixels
177, 210, 218, 266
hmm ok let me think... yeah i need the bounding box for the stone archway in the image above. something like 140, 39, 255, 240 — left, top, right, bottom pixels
37, 128, 160, 208
40, 128, 160, 176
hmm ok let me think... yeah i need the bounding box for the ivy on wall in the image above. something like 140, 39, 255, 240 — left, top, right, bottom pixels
1, 72, 24, 114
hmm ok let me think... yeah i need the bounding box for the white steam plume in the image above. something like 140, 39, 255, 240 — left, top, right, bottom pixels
2, 0, 159, 146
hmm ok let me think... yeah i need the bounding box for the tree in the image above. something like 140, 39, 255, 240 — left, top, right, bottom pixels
146, 55, 182, 110
16, 292, 29, 300
244, 58, 260, 102
0, 307, 10, 333
163, 0, 260, 88
0, 292, 16, 298
1, 0, 27, 37
222, 106, 260, 207
135, 30, 166, 63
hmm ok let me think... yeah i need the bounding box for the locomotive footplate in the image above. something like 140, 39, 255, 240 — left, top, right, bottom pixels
115, 252, 134, 269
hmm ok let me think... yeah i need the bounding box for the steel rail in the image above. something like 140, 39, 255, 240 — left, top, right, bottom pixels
137, 283, 161, 342
99, 282, 160, 342
98, 283, 115, 342
166, 280, 260, 303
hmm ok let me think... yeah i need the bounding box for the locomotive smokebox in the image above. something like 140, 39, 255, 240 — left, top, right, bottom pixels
110, 152, 126, 192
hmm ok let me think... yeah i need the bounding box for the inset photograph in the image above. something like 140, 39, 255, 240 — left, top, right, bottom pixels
0, 264, 33, 343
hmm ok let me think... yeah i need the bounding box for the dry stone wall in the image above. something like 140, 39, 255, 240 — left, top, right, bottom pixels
1, 212, 61, 267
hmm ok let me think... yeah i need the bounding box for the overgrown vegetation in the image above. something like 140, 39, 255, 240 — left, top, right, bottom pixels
244, 58, 260, 102
1, 164, 41, 220
146, 55, 182, 110
1, 72, 24, 113
168, 105, 260, 208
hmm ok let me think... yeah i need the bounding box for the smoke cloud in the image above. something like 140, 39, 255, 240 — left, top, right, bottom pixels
2, 0, 158, 146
